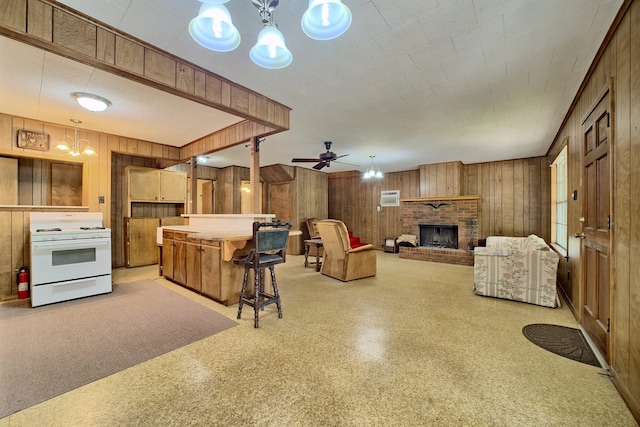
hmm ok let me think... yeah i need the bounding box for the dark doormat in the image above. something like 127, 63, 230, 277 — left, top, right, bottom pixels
522, 324, 601, 367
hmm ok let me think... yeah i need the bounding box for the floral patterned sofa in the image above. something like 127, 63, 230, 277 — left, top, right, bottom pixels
473, 235, 560, 308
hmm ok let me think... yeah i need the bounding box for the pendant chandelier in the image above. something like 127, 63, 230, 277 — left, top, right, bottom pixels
55, 119, 97, 157
189, 0, 352, 69
363, 155, 383, 179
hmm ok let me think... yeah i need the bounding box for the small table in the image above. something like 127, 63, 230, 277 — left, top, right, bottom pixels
304, 238, 323, 272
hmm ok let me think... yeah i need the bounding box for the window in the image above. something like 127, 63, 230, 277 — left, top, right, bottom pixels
551, 146, 568, 251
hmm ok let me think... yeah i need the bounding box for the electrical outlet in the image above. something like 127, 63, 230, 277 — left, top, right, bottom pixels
99, 196, 105, 204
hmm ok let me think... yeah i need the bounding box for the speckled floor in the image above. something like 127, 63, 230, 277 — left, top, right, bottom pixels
1, 253, 637, 426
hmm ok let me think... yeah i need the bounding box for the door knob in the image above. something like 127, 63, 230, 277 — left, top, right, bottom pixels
579, 217, 585, 223
574, 232, 585, 239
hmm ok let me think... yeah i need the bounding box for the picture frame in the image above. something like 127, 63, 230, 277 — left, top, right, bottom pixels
17, 129, 49, 151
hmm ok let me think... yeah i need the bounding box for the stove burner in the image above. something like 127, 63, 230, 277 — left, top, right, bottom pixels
80, 226, 105, 230
36, 228, 62, 232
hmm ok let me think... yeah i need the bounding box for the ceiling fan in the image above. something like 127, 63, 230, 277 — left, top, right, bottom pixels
291, 141, 349, 170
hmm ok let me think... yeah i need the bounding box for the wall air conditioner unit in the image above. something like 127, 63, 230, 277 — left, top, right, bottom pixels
380, 190, 400, 207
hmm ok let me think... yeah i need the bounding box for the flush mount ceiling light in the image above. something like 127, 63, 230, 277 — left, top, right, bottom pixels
56, 119, 97, 157
189, 0, 351, 69
363, 155, 383, 179
70, 92, 112, 112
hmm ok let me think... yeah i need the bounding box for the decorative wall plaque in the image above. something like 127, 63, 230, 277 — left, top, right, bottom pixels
17, 130, 49, 151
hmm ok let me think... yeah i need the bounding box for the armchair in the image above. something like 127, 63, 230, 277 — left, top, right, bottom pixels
316, 219, 377, 281
473, 235, 560, 308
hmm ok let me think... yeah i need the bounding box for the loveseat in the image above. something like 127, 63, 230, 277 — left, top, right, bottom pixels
473, 235, 560, 308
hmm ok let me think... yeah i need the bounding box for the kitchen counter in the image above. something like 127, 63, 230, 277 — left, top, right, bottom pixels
160, 228, 253, 305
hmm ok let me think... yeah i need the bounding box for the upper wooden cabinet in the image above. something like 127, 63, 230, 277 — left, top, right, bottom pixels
125, 166, 187, 216
159, 170, 187, 202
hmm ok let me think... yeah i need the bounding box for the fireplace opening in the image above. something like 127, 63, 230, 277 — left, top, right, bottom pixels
419, 224, 458, 249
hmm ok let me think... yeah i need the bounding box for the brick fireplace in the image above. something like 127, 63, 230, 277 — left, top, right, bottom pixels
399, 196, 479, 266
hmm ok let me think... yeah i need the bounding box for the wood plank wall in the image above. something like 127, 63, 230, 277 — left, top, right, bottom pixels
328, 158, 548, 250
328, 170, 421, 249
546, 0, 639, 418
463, 158, 550, 242
419, 161, 464, 197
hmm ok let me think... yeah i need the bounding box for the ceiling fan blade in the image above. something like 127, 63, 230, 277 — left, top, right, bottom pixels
333, 160, 360, 167
292, 158, 321, 162
334, 153, 349, 160
313, 161, 327, 170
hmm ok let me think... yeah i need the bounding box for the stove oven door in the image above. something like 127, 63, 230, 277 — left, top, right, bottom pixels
30, 237, 112, 286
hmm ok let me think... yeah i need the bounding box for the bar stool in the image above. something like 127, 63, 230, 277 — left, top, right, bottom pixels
233, 220, 291, 328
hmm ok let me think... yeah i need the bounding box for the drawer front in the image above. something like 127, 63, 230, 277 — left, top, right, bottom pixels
174, 232, 187, 241
187, 236, 201, 244
163, 230, 174, 239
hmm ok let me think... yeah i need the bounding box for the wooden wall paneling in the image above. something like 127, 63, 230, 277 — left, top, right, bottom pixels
513, 160, 525, 236
539, 155, 551, 241
480, 163, 491, 239
501, 160, 515, 236
115, 36, 144, 75
0, 157, 18, 204
627, 0, 640, 405
528, 158, 542, 237
12, 211, 26, 297
542, 2, 639, 418
613, 0, 633, 401
176, 63, 195, 94
17, 158, 33, 205
144, 50, 176, 86
269, 182, 291, 224
50, 162, 82, 205
0, 115, 11, 150
96, 27, 115, 64
0, 211, 12, 299
0, 0, 26, 31
52, 8, 97, 58
27, 0, 52, 41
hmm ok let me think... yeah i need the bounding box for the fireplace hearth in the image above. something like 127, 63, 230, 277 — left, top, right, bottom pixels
420, 224, 458, 249
399, 196, 479, 266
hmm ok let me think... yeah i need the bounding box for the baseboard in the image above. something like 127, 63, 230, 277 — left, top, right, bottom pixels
609, 366, 640, 424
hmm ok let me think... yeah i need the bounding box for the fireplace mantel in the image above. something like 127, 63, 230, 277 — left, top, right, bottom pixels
400, 195, 480, 202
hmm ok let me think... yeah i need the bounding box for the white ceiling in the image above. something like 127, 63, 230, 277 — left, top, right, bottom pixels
0, 0, 624, 173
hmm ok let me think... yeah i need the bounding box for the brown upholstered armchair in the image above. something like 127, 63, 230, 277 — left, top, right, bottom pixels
316, 219, 376, 281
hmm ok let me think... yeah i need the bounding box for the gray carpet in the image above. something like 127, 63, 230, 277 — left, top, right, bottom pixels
522, 323, 601, 367
0, 280, 237, 418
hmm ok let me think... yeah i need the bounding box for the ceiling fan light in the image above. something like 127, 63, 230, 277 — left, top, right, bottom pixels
301, 0, 352, 40
71, 92, 112, 112
250, 25, 292, 69
189, 2, 240, 52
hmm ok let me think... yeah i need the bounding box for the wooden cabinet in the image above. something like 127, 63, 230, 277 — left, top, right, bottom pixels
160, 171, 187, 202
186, 236, 204, 292
200, 243, 222, 300
128, 168, 160, 201
186, 236, 222, 298
160, 230, 250, 305
162, 230, 187, 285
124, 217, 160, 267
125, 166, 187, 216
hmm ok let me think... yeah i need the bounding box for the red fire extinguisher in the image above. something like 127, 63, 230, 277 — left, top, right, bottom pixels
17, 267, 29, 300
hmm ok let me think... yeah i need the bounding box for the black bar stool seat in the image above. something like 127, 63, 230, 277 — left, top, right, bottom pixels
233, 220, 291, 328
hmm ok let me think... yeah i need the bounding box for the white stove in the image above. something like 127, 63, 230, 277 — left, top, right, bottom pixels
29, 212, 112, 307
